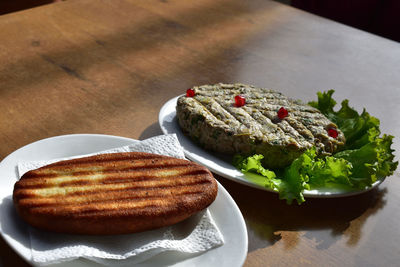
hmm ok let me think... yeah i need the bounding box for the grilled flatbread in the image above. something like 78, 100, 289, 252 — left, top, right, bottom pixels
13, 152, 217, 235
177, 83, 345, 168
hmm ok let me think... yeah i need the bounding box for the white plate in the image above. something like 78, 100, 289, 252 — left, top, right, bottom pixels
159, 96, 384, 198
0, 134, 247, 267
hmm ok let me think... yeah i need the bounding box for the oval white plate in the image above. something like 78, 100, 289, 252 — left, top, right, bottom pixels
159, 96, 384, 198
0, 134, 247, 267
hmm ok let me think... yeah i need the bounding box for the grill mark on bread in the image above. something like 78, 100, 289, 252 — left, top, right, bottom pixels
14, 173, 212, 198
60, 201, 201, 218
24, 158, 193, 178
48, 153, 165, 166
16, 165, 209, 188
17, 182, 209, 208
16, 172, 211, 196
27, 192, 208, 218
28, 198, 174, 215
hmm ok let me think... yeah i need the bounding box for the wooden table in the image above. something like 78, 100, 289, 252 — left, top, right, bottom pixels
1, 0, 399, 266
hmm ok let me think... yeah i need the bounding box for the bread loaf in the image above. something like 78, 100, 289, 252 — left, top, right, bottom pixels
13, 152, 218, 235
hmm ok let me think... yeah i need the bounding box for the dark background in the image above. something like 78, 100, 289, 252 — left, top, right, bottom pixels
0, 0, 399, 42
291, 0, 400, 43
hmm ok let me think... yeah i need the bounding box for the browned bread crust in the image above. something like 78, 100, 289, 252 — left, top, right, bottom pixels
13, 152, 218, 235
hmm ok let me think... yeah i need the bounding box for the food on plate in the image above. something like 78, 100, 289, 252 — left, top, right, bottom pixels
176, 84, 397, 204
234, 90, 398, 204
176, 83, 345, 169
13, 152, 218, 235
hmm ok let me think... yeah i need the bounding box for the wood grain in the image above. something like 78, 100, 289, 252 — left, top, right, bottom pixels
0, 0, 399, 266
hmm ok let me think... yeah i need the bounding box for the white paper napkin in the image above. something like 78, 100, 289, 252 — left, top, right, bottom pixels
17, 134, 224, 266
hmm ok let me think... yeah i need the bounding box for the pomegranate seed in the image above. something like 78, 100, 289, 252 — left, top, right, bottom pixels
234, 95, 246, 107
186, 88, 195, 97
327, 128, 338, 138
277, 107, 288, 119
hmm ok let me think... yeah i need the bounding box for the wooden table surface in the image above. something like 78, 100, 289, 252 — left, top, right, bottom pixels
1, 0, 400, 266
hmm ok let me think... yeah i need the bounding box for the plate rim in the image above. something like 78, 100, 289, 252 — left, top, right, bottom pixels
158, 96, 384, 198
0, 133, 248, 267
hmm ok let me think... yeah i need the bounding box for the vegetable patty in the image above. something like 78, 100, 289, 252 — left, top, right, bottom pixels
176, 83, 346, 168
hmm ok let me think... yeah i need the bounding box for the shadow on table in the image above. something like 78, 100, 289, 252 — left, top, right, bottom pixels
216, 176, 387, 252
0, 195, 32, 267
139, 122, 164, 141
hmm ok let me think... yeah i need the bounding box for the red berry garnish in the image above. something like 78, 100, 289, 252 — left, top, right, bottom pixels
327, 128, 338, 138
234, 95, 246, 107
186, 88, 195, 97
277, 107, 288, 119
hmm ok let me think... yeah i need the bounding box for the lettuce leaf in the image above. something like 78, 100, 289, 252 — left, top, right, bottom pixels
310, 90, 398, 184
278, 150, 312, 204
308, 90, 380, 149
334, 127, 398, 188
234, 90, 398, 204
233, 154, 280, 190
233, 148, 353, 204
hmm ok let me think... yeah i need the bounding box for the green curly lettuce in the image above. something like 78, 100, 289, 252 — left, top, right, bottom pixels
234, 90, 398, 204
334, 127, 397, 188
308, 90, 380, 150
233, 154, 280, 190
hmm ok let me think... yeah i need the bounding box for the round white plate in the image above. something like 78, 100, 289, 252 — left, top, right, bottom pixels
0, 134, 247, 267
159, 96, 384, 198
